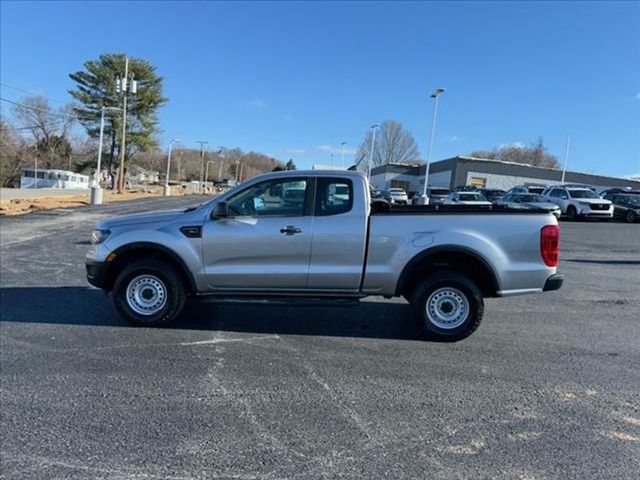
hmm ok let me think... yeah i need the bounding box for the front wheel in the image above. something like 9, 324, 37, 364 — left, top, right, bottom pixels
113, 259, 187, 327
626, 210, 637, 223
566, 206, 578, 221
410, 271, 484, 342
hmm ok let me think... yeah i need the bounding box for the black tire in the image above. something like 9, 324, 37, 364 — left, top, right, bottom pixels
410, 271, 484, 342
566, 206, 578, 221
113, 259, 187, 327
626, 210, 637, 223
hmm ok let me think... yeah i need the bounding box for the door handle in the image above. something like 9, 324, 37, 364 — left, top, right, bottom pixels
280, 225, 302, 235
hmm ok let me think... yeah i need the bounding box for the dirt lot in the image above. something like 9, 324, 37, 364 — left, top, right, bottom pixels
0, 187, 193, 216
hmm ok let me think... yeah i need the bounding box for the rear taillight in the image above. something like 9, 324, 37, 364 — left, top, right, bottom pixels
540, 225, 560, 267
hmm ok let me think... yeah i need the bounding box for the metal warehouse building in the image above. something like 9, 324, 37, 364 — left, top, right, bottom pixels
370, 156, 640, 193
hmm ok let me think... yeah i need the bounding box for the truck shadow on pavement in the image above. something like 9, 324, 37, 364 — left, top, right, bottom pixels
0, 287, 421, 341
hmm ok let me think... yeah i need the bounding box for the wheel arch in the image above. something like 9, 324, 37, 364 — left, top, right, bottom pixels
102, 242, 197, 293
395, 245, 500, 299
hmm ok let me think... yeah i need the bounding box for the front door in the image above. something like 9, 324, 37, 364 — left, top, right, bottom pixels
202, 177, 313, 290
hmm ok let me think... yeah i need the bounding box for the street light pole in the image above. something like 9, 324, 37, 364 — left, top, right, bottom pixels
419, 88, 445, 205
561, 134, 571, 183
164, 139, 180, 196
340, 141, 346, 168
367, 124, 379, 181
91, 106, 121, 205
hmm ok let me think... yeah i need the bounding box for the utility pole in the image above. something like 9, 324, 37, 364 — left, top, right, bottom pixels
238, 163, 244, 183
205, 160, 216, 193
340, 141, 347, 168
561, 134, 571, 184
177, 151, 183, 182
218, 146, 226, 182
33, 144, 38, 189
196, 140, 208, 193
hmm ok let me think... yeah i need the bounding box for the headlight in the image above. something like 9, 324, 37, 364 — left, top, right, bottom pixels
91, 229, 111, 245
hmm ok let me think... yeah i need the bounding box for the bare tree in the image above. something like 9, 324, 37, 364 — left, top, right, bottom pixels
11, 96, 76, 170
356, 120, 420, 171
0, 120, 32, 186
470, 138, 559, 169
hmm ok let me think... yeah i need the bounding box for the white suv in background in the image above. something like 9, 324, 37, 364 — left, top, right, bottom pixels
388, 188, 409, 205
542, 185, 613, 221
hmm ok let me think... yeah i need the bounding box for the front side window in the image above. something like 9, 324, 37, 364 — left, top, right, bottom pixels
315, 178, 353, 216
226, 178, 308, 217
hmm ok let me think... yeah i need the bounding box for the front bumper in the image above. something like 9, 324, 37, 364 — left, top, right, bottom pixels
543, 273, 564, 292
86, 259, 110, 289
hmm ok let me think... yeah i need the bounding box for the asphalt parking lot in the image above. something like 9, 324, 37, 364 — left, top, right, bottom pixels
1, 197, 639, 480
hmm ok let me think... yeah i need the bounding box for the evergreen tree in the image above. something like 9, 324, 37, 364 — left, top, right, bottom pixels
69, 53, 167, 187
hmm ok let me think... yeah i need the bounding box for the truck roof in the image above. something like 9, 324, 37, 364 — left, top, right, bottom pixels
249, 169, 366, 181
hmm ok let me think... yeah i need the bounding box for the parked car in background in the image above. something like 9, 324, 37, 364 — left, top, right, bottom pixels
601, 192, 640, 223
505, 185, 546, 196
497, 193, 561, 218
370, 188, 394, 204
442, 191, 492, 206
424, 188, 451, 205
388, 187, 409, 205
452, 185, 479, 192
479, 188, 506, 203
599, 187, 639, 197
542, 185, 613, 221
410, 188, 451, 204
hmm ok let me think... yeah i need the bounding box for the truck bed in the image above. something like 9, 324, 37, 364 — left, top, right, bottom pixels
372, 204, 553, 215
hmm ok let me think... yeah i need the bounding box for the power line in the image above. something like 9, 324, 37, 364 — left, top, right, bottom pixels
0, 82, 69, 105
0, 97, 77, 120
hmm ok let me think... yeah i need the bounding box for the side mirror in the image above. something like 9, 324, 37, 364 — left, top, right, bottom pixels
212, 202, 229, 219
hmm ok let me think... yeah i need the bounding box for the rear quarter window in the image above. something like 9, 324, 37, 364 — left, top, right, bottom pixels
315, 178, 353, 216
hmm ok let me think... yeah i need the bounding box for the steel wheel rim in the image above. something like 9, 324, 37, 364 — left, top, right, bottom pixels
126, 274, 167, 316
425, 287, 469, 329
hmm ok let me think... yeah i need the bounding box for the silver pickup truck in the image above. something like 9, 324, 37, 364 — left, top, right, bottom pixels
86, 170, 563, 341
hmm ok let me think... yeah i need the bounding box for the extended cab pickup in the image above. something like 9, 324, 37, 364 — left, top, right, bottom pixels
86, 170, 563, 341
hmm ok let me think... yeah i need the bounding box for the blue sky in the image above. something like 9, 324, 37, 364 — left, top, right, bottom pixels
1, 1, 639, 177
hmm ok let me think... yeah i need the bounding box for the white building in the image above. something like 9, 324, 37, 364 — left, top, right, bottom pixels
20, 168, 90, 189
369, 157, 640, 193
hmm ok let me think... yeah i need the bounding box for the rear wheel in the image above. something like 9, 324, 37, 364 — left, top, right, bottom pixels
410, 271, 484, 342
566, 206, 578, 221
626, 210, 637, 223
113, 259, 187, 327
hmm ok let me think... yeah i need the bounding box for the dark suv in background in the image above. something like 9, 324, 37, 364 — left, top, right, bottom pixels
602, 191, 640, 223
479, 188, 506, 203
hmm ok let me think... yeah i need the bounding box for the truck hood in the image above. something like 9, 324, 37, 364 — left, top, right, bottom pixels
98, 209, 187, 229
